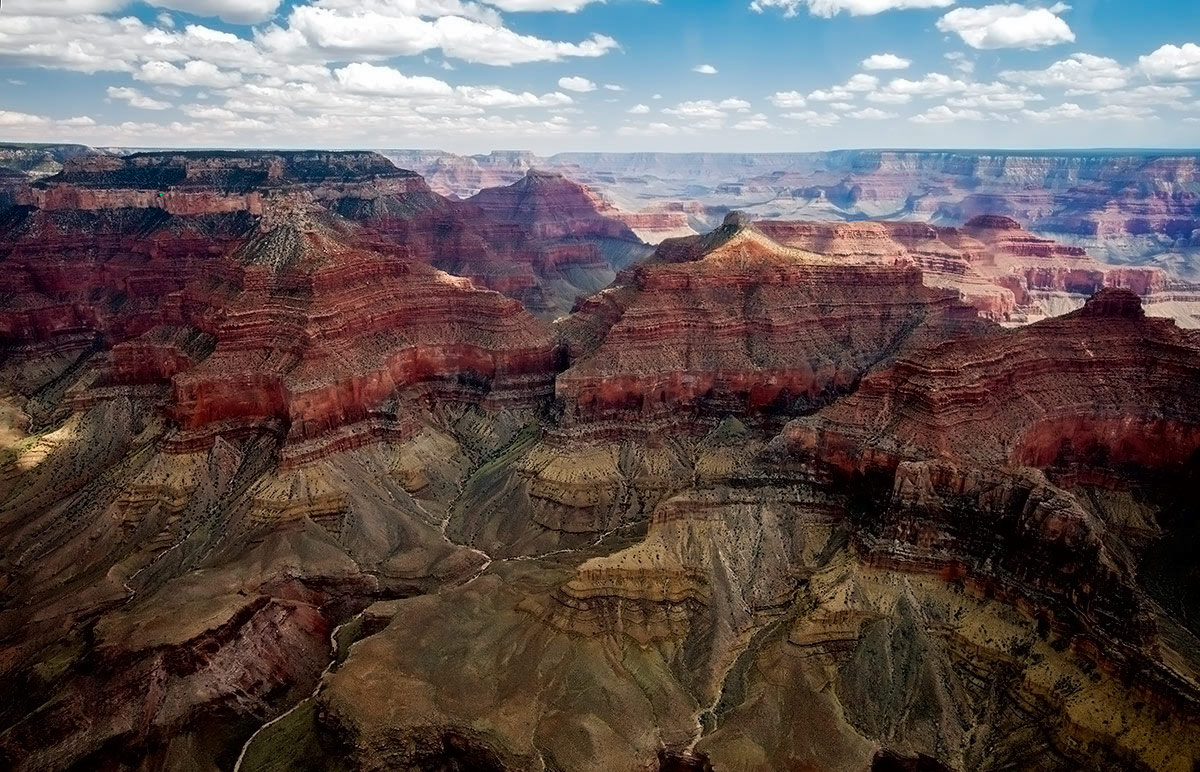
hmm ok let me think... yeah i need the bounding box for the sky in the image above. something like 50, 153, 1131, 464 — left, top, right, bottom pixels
0, 0, 1198, 153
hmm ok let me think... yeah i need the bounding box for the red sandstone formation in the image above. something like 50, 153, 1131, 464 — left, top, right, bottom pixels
5, 151, 1200, 772
556, 213, 981, 434
325, 168, 648, 316
783, 288, 1200, 473
754, 215, 1195, 325
0, 152, 559, 462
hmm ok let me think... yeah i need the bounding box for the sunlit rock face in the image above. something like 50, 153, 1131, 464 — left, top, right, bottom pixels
2, 152, 1200, 772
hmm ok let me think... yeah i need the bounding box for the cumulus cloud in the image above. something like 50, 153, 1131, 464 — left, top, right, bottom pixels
944, 51, 975, 74
617, 122, 682, 137
946, 82, 1042, 110
490, 0, 656, 10
807, 73, 879, 103
781, 110, 840, 126
861, 53, 911, 70
750, 0, 953, 18
106, 86, 172, 110
1000, 53, 1128, 93
1139, 43, 1200, 82
879, 72, 969, 98
334, 62, 454, 96
910, 104, 985, 122
266, 6, 620, 66
733, 113, 774, 130
628, 103, 650, 114
1020, 102, 1147, 122
558, 75, 596, 92
136, 60, 242, 88
847, 107, 897, 119
936, 3, 1074, 50
145, 0, 284, 24
693, 64, 718, 74
1096, 84, 1191, 109
768, 91, 808, 108
2, 0, 127, 15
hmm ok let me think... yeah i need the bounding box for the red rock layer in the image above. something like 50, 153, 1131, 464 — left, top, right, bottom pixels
783, 288, 1200, 473
755, 216, 1171, 321
327, 169, 645, 314
0, 152, 559, 462
556, 214, 981, 435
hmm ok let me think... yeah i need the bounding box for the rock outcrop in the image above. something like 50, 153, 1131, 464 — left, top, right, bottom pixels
3, 152, 1200, 772
556, 213, 981, 437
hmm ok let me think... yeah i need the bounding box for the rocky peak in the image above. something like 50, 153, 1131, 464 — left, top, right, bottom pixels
1077, 287, 1146, 319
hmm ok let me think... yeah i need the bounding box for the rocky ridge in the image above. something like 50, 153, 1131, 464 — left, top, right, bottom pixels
1, 152, 1199, 772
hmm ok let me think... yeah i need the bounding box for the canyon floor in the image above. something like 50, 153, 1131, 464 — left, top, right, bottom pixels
1, 147, 1199, 772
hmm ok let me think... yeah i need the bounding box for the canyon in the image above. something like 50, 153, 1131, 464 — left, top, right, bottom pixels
0, 147, 1198, 772
386, 149, 1200, 283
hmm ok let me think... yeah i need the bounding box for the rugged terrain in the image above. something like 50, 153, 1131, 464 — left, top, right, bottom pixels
387, 149, 1200, 281
1, 150, 1199, 772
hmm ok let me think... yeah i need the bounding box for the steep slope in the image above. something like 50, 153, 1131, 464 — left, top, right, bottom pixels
2, 154, 1200, 772
555, 213, 982, 437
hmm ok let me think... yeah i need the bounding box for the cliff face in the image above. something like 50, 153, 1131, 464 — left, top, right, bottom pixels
390, 150, 1200, 277
3, 153, 1200, 772
754, 215, 1199, 326
555, 213, 984, 437
0, 152, 559, 464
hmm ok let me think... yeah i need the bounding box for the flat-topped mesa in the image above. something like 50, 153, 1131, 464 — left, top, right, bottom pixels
555, 219, 981, 439
783, 288, 1200, 475
20, 150, 425, 216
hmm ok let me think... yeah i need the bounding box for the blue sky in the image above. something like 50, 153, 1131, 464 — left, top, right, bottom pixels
0, 0, 1198, 152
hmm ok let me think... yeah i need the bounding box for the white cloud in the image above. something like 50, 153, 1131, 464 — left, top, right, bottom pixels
844, 73, 879, 91
617, 122, 682, 136
946, 82, 1042, 110
488, 0, 654, 10
0, 110, 50, 127
847, 106, 896, 119
807, 73, 879, 102
879, 72, 969, 97
944, 51, 975, 74
768, 91, 807, 108
861, 53, 911, 70
1139, 43, 1200, 82
866, 91, 912, 104
628, 103, 650, 114
106, 86, 172, 110
603, 84, 625, 91
733, 113, 773, 130
456, 86, 574, 108
750, 0, 953, 18
1000, 53, 1127, 93
782, 110, 841, 126
910, 104, 985, 122
663, 98, 751, 120
1096, 84, 1191, 109
335, 62, 453, 96
261, 4, 619, 66
558, 75, 597, 92
144, 0, 283, 24
1020, 102, 1149, 122
693, 64, 718, 74
137, 60, 242, 88
937, 3, 1074, 50
1, 0, 127, 15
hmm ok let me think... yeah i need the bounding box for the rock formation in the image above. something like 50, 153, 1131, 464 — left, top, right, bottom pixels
2, 152, 1199, 772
